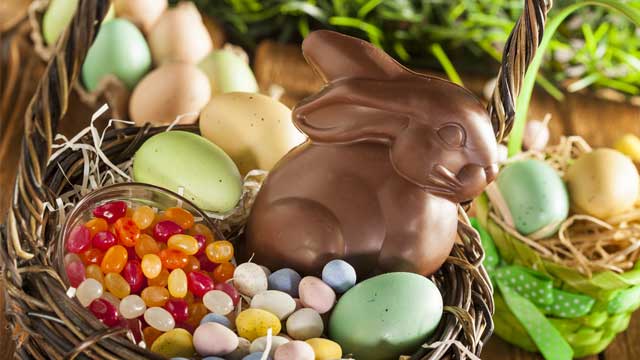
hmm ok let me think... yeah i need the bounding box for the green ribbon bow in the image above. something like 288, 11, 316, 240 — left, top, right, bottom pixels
471, 218, 596, 360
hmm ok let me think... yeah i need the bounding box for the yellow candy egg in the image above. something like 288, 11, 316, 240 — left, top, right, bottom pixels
235, 308, 282, 341
614, 134, 640, 162
168, 269, 187, 298
150, 328, 195, 358
305, 338, 343, 360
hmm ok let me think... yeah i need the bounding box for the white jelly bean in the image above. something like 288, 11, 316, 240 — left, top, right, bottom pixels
119, 295, 146, 319
76, 278, 104, 307
203, 290, 234, 315
144, 307, 175, 332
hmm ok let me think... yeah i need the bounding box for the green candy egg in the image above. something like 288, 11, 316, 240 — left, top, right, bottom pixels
81, 18, 151, 91
329, 272, 443, 360
133, 131, 243, 213
42, 0, 78, 45
496, 159, 569, 237
198, 49, 259, 95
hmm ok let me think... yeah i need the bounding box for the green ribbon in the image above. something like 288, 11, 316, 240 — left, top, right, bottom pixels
470, 218, 597, 360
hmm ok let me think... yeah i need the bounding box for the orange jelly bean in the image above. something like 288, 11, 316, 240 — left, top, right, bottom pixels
188, 223, 215, 242
104, 272, 131, 299
101, 245, 128, 273
183, 256, 200, 273
168, 234, 199, 255
85, 218, 108, 238
205, 240, 234, 263
143, 326, 163, 347
85, 264, 104, 284
81, 248, 104, 265
132, 205, 155, 230
141, 286, 170, 307
135, 234, 160, 258
148, 268, 170, 287
158, 249, 188, 269
186, 301, 208, 328
164, 207, 195, 229
212, 262, 235, 283
114, 217, 140, 247
182, 291, 195, 305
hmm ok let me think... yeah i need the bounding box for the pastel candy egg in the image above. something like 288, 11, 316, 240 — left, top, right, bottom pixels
144, 307, 175, 332
305, 338, 342, 360
250, 336, 289, 357
321, 259, 357, 294
119, 295, 146, 319
198, 49, 259, 95
234, 263, 268, 297
243, 353, 271, 360
273, 341, 314, 360
285, 308, 323, 340
250, 290, 296, 320
226, 337, 251, 360
201, 313, 232, 328
193, 322, 239, 356
268, 268, 301, 297
298, 276, 336, 314
235, 309, 282, 341
202, 357, 225, 360
150, 328, 195, 358
203, 290, 234, 315
76, 278, 104, 307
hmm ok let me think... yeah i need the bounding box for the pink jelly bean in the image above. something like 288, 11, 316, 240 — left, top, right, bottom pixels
89, 298, 120, 327
65, 260, 86, 287
93, 201, 127, 224
153, 220, 183, 242
197, 253, 219, 272
187, 270, 215, 298
92, 231, 117, 251
66, 225, 91, 253
122, 260, 145, 294
164, 299, 189, 323
194, 234, 207, 256
214, 282, 240, 306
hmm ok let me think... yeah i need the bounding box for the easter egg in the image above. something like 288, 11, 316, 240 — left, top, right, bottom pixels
285, 308, 323, 340
234, 263, 268, 297
201, 313, 233, 328
235, 309, 282, 341
522, 120, 550, 151
243, 353, 271, 360
322, 259, 357, 294
133, 131, 242, 213
298, 276, 335, 314
82, 19, 151, 91
250, 290, 296, 320
114, 0, 167, 33
566, 148, 639, 219
496, 159, 569, 238
150, 328, 195, 358
273, 341, 314, 360
329, 272, 443, 360
200, 92, 306, 175
42, 0, 78, 45
615, 134, 640, 162
268, 268, 301, 297
249, 336, 289, 357
305, 338, 342, 360
193, 322, 239, 356
199, 49, 259, 95
129, 63, 211, 125
227, 337, 251, 360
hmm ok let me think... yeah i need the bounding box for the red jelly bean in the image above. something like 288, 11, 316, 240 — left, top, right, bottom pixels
93, 201, 128, 224
197, 253, 219, 272
115, 217, 140, 247
126, 318, 144, 344
122, 260, 146, 294
66, 225, 91, 253
92, 231, 117, 251
214, 282, 240, 306
187, 270, 215, 298
194, 234, 207, 256
65, 260, 86, 287
153, 220, 183, 242
89, 298, 120, 327
164, 299, 189, 324
81, 248, 104, 265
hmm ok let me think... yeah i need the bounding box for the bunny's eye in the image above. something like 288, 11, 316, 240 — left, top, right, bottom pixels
437, 124, 466, 148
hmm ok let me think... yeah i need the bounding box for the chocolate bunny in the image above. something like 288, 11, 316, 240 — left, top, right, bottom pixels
245, 30, 498, 277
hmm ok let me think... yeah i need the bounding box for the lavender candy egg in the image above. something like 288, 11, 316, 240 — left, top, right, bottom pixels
274, 341, 314, 360
202, 358, 225, 360
298, 276, 336, 314
268, 268, 301, 297
193, 322, 239, 356
322, 259, 357, 293
243, 352, 272, 360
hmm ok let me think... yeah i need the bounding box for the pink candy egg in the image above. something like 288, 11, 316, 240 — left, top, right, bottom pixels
193, 322, 239, 356
274, 340, 315, 360
298, 276, 336, 314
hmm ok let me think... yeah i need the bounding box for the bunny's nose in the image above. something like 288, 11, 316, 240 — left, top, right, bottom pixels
485, 164, 499, 183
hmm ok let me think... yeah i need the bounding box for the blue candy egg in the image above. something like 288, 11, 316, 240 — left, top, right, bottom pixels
200, 313, 232, 328
268, 268, 302, 297
202, 357, 226, 360
243, 352, 271, 360
322, 259, 357, 293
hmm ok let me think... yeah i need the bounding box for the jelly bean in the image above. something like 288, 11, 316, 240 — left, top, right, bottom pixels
144, 307, 176, 332
93, 201, 128, 224
214, 282, 240, 306
159, 249, 189, 270
168, 234, 200, 256
101, 245, 128, 273
89, 298, 121, 327
104, 272, 131, 299
141, 286, 170, 307
66, 259, 86, 287
234, 263, 267, 297
153, 220, 183, 242
198, 253, 219, 272
193, 234, 207, 255
321, 259, 356, 294
305, 338, 342, 360
168, 269, 188, 298
142, 254, 162, 279
213, 262, 235, 283
77, 278, 104, 307
85, 218, 108, 237
187, 270, 215, 298
186, 301, 209, 328
189, 223, 215, 242
126, 245, 138, 261
92, 231, 117, 251
235, 309, 281, 341
81, 248, 104, 265
164, 299, 189, 323
164, 207, 195, 230
285, 308, 323, 340
114, 217, 140, 247
274, 341, 314, 360
150, 328, 195, 358
120, 294, 147, 319
184, 256, 201, 273
200, 313, 232, 328
268, 268, 301, 298
149, 268, 170, 287
205, 240, 234, 263
194, 322, 239, 356
102, 291, 122, 309
250, 290, 296, 320
126, 317, 144, 343
132, 205, 155, 230
66, 225, 91, 253
64, 253, 82, 266
251, 336, 290, 357
122, 259, 145, 294
143, 326, 163, 347
183, 291, 195, 304
85, 264, 104, 284
298, 276, 335, 314
135, 234, 160, 258
203, 290, 234, 315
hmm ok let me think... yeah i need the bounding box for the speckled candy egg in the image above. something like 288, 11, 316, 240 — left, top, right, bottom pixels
193, 322, 239, 356
496, 159, 569, 238
234, 263, 268, 297
329, 272, 443, 360
298, 276, 335, 314
305, 338, 343, 360
235, 309, 282, 341
199, 49, 259, 95
150, 328, 195, 358
268, 268, 301, 297
274, 341, 314, 360
285, 308, 323, 340
322, 259, 357, 294
250, 290, 296, 320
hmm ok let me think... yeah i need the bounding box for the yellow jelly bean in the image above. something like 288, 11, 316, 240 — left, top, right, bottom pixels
168, 234, 199, 255
85, 264, 104, 284
141, 254, 162, 279
132, 205, 155, 230
141, 286, 170, 307
306, 338, 343, 360
235, 308, 281, 341
168, 268, 187, 298
150, 328, 195, 358
104, 272, 131, 299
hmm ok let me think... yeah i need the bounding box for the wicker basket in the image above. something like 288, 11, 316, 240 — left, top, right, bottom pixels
1, 0, 550, 358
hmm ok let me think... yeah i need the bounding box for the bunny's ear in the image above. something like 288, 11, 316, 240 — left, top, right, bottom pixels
302, 30, 409, 82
